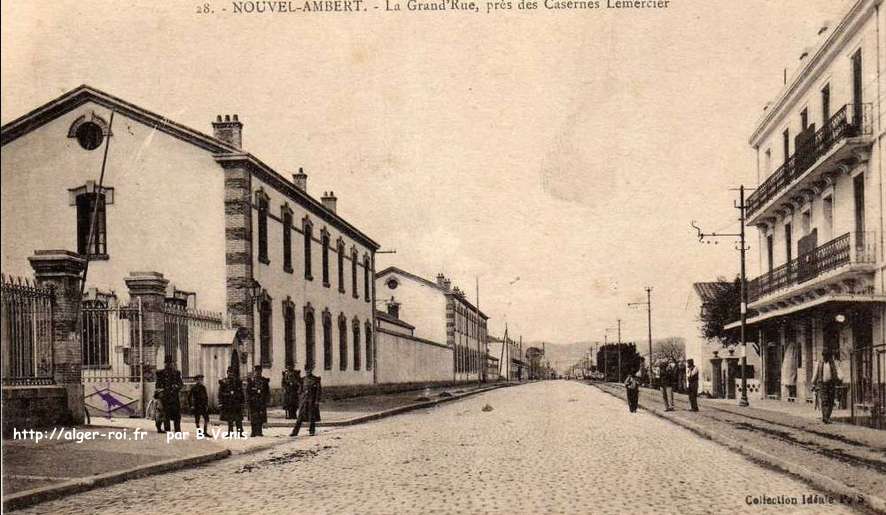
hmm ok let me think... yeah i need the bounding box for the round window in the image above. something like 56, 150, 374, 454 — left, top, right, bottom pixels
75, 122, 104, 150
386, 278, 399, 290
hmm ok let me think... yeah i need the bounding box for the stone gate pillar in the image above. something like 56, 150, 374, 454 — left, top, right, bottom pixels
710, 357, 723, 399
28, 250, 87, 424
125, 272, 169, 381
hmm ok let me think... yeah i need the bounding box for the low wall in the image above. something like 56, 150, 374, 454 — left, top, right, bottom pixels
376, 328, 453, 385
2, 385, 71, 436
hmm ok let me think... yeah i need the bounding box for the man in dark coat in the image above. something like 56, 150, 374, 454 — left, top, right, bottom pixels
290, 365, 321, 437
686, 359, 699, 412
156, 356, 184, 432
218, 366, 244, 436
282, 365, 301, 419
813, 350, 841, 424
246, 365, 270, 437
188, 374, 210, 434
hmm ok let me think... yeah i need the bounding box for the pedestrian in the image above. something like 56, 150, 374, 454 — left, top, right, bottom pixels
282, 365, 301, 420
218, 366, 245, 437
686, 359, 699, 412
188, 374, 210, 434
658, 360, 672, 411
812, 350, 841, 424
624, 360, 643, 413
666, 361, 676, 410
246, 365, 270, 437
290, 364, 321, 437
156, 355, 184, 432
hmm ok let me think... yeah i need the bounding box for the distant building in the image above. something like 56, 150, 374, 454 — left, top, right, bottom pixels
487, 331, 526, 381
376, 267, 488, 382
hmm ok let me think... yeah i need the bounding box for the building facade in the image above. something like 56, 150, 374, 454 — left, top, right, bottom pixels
1, 86, 379, 400
376, 267, 488, 383
742, 0, 885, 426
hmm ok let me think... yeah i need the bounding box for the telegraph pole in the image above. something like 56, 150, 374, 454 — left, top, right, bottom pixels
628, 287, 653, 384
691, 184, 751, 407
617, 319, 622, 382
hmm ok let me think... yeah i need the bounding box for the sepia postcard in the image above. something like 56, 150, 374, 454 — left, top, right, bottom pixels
1, 0, 885, 513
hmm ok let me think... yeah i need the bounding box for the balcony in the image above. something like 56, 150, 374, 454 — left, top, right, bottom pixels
748, 232, 877, 305
747, 103, 873, 223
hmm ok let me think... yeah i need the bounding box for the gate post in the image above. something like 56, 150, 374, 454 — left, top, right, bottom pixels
124, 272, 169, 382
28, 250, 87, 424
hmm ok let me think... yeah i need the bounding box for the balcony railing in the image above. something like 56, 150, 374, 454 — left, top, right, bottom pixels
748, 232, 876, 303
747, 103, 872, 219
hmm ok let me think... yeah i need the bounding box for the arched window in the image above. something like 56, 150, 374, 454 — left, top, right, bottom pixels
365, 321, 373, 371
81, 300, 109, 367
256, 190, 269, 265
282, 205, 293, 273
321, 229, 331, 287
352, 319, 361, 370
283, 299, 296, 368
258, 294, 272, 367
363, 254, 371, 303
337, 238, 345, 294
304, 305, 315, 369
303, 217, 313, 280
322, 309, 332, 370
351, 247, 359, 298
339, 314, 348, 371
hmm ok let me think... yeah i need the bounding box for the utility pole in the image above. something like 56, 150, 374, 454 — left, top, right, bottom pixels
628, 287, 653, 384
617, 319, 622, 382
691, 184, 751, 407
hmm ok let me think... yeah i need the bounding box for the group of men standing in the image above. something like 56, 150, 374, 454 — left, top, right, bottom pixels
153, 358, 323, 438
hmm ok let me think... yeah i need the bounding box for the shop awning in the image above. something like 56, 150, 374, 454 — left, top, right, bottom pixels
724, 293, 886, 330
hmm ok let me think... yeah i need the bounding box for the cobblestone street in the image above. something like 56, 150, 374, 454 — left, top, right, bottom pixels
17, 382, 860, 515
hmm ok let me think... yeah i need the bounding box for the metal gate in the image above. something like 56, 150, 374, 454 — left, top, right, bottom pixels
1, 275, 55, 385
850, 343, 885, 429
81, 298, 144, 418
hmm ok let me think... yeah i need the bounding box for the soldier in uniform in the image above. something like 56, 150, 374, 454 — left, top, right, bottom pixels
290, 364, 321, 437
188, 374, 210, 434
156, 356, 184, 432
282, 365, 301, 419
218, 366, 244, 437
246, 365, 270, 437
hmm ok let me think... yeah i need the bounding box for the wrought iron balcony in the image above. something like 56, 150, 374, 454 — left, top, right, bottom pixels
748, 231, 877, 303
747, 103, 872, 220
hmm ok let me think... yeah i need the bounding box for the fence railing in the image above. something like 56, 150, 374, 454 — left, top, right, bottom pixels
747, 103, 873, 218
162, 305, 224, 378
748, 232, 876, 302
81, 300, 143, 382
1, 274, 55, 385
849, 343, 885, 430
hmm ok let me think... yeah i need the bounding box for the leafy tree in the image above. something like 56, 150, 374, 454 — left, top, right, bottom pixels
651, 337, 686, 365
699, 277, 741, 346
596, 342, 642, 382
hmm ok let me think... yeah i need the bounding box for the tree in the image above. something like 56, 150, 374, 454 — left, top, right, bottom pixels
651, 337, 686, 365
699, 277, 741, 346
596, 342, 642, 382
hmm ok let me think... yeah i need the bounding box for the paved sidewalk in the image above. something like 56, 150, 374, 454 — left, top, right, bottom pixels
591, 381, 886, 514
3, 382, 507, 511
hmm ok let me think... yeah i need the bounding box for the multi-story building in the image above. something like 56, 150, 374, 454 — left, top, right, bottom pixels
741, 0, 885, 426
487, 331, 526, 381
376, 267, 488, 382
1, 85, 379, 403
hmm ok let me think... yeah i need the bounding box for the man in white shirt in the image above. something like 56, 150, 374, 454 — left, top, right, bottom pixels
812, 350, 840, 424
686, 359, 699, 412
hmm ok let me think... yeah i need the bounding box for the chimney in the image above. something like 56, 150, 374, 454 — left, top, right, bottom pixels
443, 278, 451, 291
386, 299, 401, 319
436, 273, 446, 288
212, 114, 243, 148
321, 191, 338, 213
293, 167, 308, 191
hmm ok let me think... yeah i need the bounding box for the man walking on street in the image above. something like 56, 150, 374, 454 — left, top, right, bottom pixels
624, 359, 643, 413
247, 365, 270, 437
282, 365, 301, 420
290, 365, 321, 437
156, 356, 184, 432
812, 350, 841, 424
686, 359, 699, 412
188, 374, 210, 434
658, 360, 673, 411
219, 366, 245, 437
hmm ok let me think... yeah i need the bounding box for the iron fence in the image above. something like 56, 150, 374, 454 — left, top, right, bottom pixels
162, 305, 224, 378
1, 274, 54, 385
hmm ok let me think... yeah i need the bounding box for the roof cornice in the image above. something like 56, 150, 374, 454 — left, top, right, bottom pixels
748, 0, 872, 146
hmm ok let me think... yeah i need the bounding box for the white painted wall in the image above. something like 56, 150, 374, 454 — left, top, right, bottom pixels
376, 329, 453, 384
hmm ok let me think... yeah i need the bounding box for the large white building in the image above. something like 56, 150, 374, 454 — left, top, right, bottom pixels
1, 86, 379, 403
739, 0, 885, 426
376, 267, 488, 382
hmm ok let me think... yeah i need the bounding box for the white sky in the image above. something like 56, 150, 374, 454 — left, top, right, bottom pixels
1, 0, 849, 343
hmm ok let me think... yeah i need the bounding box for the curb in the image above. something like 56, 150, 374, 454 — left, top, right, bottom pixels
590, 383, 886, 515
2, 448, 231, 512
